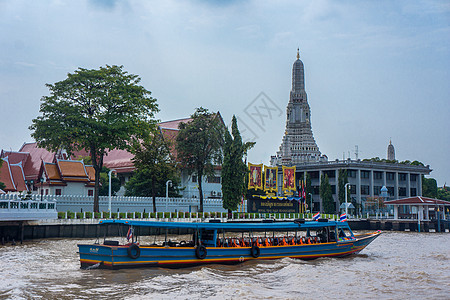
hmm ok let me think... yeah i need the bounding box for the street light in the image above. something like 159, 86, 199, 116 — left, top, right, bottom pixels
344, 183, 351, 217
166, 180, 172, 212
308, 193, 313, 213
108, 169, 116, 213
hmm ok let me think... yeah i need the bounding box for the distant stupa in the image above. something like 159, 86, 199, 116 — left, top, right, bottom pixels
387, 139, 395, 161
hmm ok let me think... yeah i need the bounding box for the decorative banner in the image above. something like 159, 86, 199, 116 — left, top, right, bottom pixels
248, 163, 263, 190
247, 195, 299, 213
264, 166, 277, 192
282, 166, 296, 192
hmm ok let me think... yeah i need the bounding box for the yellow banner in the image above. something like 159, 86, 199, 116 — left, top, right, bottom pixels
248, 163, 263, 190
264, 166, 277, 192
282, 165, 296, 192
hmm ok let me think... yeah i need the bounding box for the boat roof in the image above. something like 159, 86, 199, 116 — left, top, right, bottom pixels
99, 219, 348, 230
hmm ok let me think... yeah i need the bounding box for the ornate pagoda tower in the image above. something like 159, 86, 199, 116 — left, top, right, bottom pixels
271, 49, 326, 166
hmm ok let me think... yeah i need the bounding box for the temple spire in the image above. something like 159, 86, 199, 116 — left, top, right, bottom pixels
297, 48, 300, 60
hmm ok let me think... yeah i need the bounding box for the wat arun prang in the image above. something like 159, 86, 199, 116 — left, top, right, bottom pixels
271, 49, 327, 167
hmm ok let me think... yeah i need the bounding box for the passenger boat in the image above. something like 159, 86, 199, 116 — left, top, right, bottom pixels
77, 219, 381, 269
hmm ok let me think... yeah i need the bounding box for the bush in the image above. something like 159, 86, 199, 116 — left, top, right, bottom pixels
150, 212, 156, 218
85, 211, 93, 219
135, 212, 141, 218
164, 212, 170, 218
222, 212, 227, 218
111, 212, 118, 219
244, 213, 249, 219
127, 212, 133, 218
191, 213, 197, 218
184, 212, 190, 218
157, 212, 163, 219
170, 212, 177, 218
233, 212, 238, 219
210, 212, 216, 218
178, 212, 184, 218
119, 212, 126, 219
94, 212, 101, 219
143, 212, 149, 218
58, 212, 65, 219
76, 212, 83, 219
102, 211, 109, 218
203, 212, 209, 218
67, 211, 75, 219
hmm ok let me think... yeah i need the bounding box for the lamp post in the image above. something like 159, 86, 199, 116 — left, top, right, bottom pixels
108, 169, 116, 213
166, 180, 172, 212
344, 183, 351, 217
39, 178, 44, 201
308, 193, 313, 213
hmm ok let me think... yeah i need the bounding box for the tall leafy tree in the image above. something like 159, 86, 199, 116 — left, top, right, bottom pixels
176, 107, 225, 212
126, 131, 180, 212
320, 174, 334, 214
29, 65, 158, 212
338, 169, 349, 207
422, 176, 438, 198
222, 116, 253, 212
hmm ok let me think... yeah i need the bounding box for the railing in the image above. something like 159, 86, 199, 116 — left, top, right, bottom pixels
0, 197, 58, 221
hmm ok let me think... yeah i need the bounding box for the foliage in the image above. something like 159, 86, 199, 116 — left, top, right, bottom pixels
98, 167, 121, 196
176, 107, 225, 212
422, 176, 438, 198
337, 169, 349, 206
222, 116, 253, 212
320, 174, 334, 214
365, 196, 385, 210
30, 65, 159, 212
94, 212, 101, 219
438, 186, 450, 201
85, 211, 93, 219
126, 131, 181, 212
58, 212, 65, 219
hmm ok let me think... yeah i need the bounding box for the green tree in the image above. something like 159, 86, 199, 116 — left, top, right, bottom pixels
422, 176, 438, 198
176, 107, 224, 212
126, 131, 180, 212
222, 116, 253, 212
320, 174, 334, 214
437, 185, 450, 201
29, 65, 158, 212
338, 169, 349, 207
99, 167, 121, 197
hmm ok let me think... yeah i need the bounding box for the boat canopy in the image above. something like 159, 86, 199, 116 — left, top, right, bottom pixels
99, 219, 348, 230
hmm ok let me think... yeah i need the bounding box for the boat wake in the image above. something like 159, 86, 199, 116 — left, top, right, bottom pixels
85, 262, 103, 270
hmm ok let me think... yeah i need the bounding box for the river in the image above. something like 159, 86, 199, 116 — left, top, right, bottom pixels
0, 231, 449, 299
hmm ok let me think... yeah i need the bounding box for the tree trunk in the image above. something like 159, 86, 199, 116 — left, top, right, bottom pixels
198, 174, 204, 213
152, 177, 156, 213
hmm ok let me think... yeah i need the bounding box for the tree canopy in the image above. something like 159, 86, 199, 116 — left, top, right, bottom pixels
29, 65, 159, 212
222, 116, 253, 212
320, 174, 334, 214
175, 107, 225, 212
126, 131, 180, 212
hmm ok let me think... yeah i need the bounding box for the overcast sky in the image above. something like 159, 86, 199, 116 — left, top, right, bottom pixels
1, 0, 449, 185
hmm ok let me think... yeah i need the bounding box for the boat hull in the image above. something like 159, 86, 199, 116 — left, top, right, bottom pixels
78, 231, 381, 269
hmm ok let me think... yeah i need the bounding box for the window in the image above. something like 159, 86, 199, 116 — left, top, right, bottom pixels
312, 186, 320, 195
387, 172, 395, 181
55, 189, 62, 196
410, 188, 417, 196
207, 176, 221, 184
387, 187, 394, 196
348, 170, 357, 178
361, 171, 370, 179
88, 190, 94, 196
374, 171, 383, 180
398, 187, 407, 196
373, 186, 383, 195
350, 185, 356, 194
410, 174, 417, 182
398, 173, 407, 181
45, 189, 49, 195
192, 176, 197, 183
331, 185, 336, 194
361, 185, 370, 195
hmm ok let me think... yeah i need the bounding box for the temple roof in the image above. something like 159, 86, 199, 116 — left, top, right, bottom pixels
385, 196, 450, 206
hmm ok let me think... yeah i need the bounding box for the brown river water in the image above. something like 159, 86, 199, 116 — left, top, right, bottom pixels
0, 231, 449, 300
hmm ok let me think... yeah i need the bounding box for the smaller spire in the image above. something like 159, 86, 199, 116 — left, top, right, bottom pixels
296, 48, 300, 60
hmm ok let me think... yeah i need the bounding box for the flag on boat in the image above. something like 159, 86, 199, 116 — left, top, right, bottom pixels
312, 212, 320, 221
340, 213, 347, 222
127, 227, 133, 242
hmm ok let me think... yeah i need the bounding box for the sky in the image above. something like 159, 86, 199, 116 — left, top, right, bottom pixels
1, 0, 449, 186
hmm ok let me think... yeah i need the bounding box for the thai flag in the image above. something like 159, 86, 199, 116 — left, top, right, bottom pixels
312, 212, 320, 221
127, 227, 133, 242
340, 213, 347, 222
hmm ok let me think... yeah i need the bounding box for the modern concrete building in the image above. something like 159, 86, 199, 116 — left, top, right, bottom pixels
271, 50, 432, 213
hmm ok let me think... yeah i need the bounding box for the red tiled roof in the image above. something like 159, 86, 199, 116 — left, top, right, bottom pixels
57, 160, 89, 182
159, 117, 192, 130
385, 197, 450, 206
0, 159, 15, 191
19, 142, 56, 181
9, 163, 27, 191
43, 163, 61, 180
